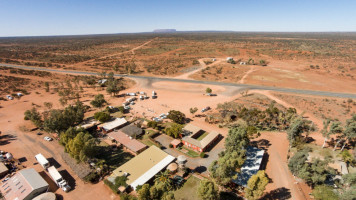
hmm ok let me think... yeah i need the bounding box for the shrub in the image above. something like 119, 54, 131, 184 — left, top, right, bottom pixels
94, 111, 111, 123
84, 172, 100, 183
200, 152, 205, 158
168, 110, 186, 124
147, 121, 158, 129
169, 144, 173, 148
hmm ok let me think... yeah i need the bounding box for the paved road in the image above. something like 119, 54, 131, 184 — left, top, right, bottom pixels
1, 63, 356, 99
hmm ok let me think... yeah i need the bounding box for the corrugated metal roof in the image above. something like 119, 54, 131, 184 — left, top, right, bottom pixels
102, 118, 127, 131
182, 131, 220, 149
232, 146, 264, 187
183, 124, 201, 135
108, 131, 147, 153
0, 168, 49, 200
120, 125, 143, 137
109, 146, 175, 190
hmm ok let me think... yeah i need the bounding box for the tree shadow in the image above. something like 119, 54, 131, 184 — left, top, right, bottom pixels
0, 134, 17, 145
305, 136, 315, 144
194, 166, 207, 173
56, 194, 64, 200
262, 187, 291, 200
251, 139, 271, 150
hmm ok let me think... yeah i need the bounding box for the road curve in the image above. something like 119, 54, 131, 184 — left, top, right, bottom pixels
1, 63, 356, 99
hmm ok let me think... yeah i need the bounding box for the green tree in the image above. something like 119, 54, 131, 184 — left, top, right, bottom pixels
259, 60, 267, 66
190, 107, 198, 115
106, 79, 121, 96
94, 111, 111, 123
66, 132, 97, 162
206, 87, 212, 94
245, 170, 269, 200
341, 114, 356, 151
137, 184, 151, 200
321, 119, 343, 149
44, 82, 50, 92
91, 94, 107, 108
164, 123, 183, 138
43, 102, 85, 133
287, 117, 313, 147
168, 110, 186, 124
24, 107, 42, 127
225, 126, 249, 153
147, 121, 158, 129
312, 185, 338, 200
197, 180, 219, 200
288, 148, 309, 176
161, 192, 175, 200
154, 170, 172, 191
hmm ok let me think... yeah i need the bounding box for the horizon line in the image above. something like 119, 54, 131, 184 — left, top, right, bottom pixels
1, 30, 356, 38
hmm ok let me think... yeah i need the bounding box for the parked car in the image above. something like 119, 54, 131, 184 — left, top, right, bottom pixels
6, 95, 13, 100
44, 136, 53, 141
201, 106, 211, 112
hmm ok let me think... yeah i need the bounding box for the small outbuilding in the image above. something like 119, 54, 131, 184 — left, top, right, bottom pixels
99, 117, 128, 133
120, 125, 144, 138
107, 131, 147, 155
170, 139, 181, 148
167, 163, 178, 173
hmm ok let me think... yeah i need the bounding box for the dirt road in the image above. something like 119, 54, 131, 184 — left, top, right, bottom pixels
2, 63, 355, 99
73, 37, 157, 66
256, 132, 311, 200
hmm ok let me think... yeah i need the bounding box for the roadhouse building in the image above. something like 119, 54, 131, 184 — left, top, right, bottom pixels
108, 146, 175, 190
181, 124, 220, 152
0, 168, 49, 200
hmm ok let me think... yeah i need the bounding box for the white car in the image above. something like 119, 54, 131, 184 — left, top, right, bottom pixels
44, 136, 53, 141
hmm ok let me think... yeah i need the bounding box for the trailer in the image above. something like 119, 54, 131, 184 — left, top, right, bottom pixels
35, 154, 50, 169
47, 166, 71, 192
126, 93, 137, 96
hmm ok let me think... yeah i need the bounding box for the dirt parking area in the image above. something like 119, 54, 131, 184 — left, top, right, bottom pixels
0, 92, 118, 200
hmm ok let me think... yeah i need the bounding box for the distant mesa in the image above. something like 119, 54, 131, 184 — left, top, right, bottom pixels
153, 29, 176, 33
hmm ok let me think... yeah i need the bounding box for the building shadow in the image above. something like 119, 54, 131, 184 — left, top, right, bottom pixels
39, 171, 59, 192
56, 194, 64, 200
262, 187, 291, 200
204, 135, 224, 152
47, 157, 61, 168
59, 169, 76, 190
18, 157, 27, 163
260, 152, 269, 171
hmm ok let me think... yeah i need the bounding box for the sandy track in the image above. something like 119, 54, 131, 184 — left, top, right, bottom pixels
257, 132, 311, 200
73, 38, 157, 66
252, 90, 325, 145
239, 66, 258, 84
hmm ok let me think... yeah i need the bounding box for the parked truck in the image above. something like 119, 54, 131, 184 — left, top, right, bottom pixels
47, 166, 71, 192
35, 153, 50, 169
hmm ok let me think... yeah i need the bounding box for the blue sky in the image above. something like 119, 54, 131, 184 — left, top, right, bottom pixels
0, 0, 355, 36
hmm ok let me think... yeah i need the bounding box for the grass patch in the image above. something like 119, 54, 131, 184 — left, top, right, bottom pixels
196, 131, 208, 141
96, 146, 133, 171
111, 111, 124, 118
178, 147, 200, 158
174, 176, 201, 200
